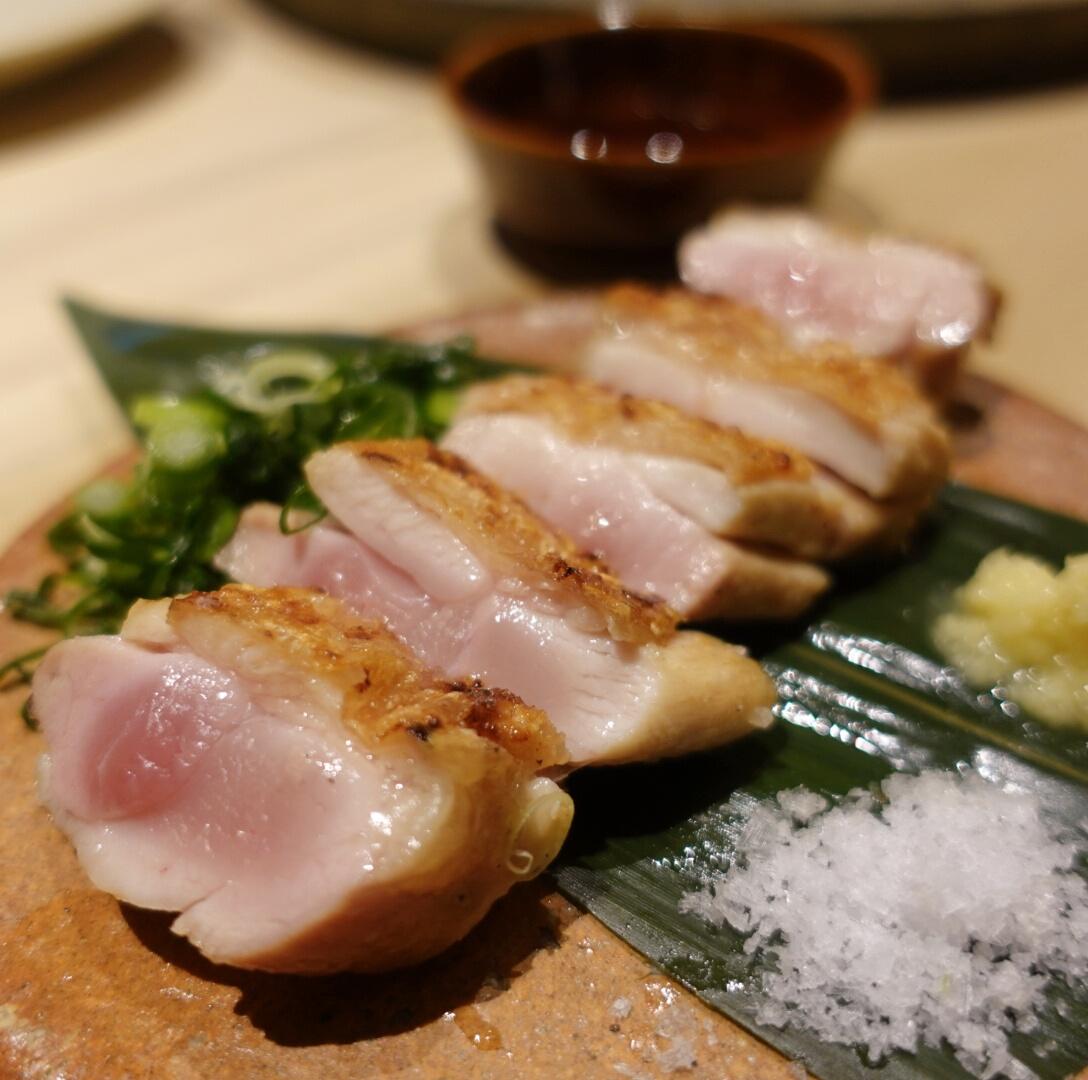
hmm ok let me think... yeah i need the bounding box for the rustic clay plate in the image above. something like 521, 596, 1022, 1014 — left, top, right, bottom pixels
1, 296, 1087, 1079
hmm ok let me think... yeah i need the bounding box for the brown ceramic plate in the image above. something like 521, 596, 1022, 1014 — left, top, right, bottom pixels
2, 295, 1088, 1079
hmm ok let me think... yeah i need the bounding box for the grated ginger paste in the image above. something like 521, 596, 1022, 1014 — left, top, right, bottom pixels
934, 548, 1088, 730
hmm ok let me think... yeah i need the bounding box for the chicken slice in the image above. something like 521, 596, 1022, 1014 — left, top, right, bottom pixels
582, 285, 951, 500
216, 441, 776, 766
442, 412, 829, 621
449, 374, 920, 562
34, 585, 573, 974
679, 209, 997, 399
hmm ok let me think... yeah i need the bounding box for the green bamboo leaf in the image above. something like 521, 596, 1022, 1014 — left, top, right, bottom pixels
555, 484, 1088, 1080
65, 297, 379, 417
63, 297, 523, 426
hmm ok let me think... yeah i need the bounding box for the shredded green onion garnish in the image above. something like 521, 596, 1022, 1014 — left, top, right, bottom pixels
200, 348, 340, 415
2, 335, 517, 679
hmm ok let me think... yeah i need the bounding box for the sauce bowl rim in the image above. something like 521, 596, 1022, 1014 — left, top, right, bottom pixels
442, 18, 876, 170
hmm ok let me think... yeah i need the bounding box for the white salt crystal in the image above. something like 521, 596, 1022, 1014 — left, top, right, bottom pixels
655, 1034, 697, 1073
654, 1001, 699, 1073
680, 770, 1088, 1079
775, 788, 828, 824
611, 996, 633, 1020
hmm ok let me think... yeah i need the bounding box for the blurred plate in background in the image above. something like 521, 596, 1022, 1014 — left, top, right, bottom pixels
264, 0, 1088, 92
0, 0, 160, 90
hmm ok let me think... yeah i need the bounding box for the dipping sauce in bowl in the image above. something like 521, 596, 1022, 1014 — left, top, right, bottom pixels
445, 22, 873, 251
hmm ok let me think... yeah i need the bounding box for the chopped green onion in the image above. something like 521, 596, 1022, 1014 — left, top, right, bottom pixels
131, 395, 226, 432
203, 348, 339, 415
333, 384, 418, 441
422, 387, 463, 430
146, 418, 227, 472
75, 516, 141, 561
3, 332, 523, 651
194, 500, 241, 562
75, 478, 133, 521
0, 645, 49, 688
279, 484, 328, 535
46, 517, 83, 558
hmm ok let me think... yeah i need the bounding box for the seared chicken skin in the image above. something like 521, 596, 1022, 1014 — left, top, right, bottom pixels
583, 285, 951, 501
448, 373, 922, 557
217, 440, 776, 766
679, 209, 997, 399
34, 586, 573, 974
444, 376, 832, 619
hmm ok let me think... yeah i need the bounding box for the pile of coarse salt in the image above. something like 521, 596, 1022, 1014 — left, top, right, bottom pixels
680, 770, 1088, 1080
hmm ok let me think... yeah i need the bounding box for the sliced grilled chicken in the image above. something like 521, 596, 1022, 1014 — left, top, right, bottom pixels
679, 209, 997, 399
442, 386, 829, 619
449, 374, 919, 561
583, 285, 951, 501
34, 586, 573, 974
443, 423, 829, 619
216, 441, 777, 766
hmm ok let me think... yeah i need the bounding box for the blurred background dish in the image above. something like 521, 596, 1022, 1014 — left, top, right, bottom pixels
444, 21, 872, 254
264, 0, 1088, 93
0, 0, 160, 90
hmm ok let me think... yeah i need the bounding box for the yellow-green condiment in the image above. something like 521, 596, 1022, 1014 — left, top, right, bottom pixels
934, 549, 1088, 730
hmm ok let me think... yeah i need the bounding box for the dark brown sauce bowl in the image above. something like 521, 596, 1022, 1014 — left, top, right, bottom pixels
444, 21, 874, 252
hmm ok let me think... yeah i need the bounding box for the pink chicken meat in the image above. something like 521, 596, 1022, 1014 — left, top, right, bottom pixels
444, 375, 934, 620
216, 440, 777, 767
679, 209, 997, 398
443, 376, 834, 619
582, 285, 951, 501
34, 585, 573, 974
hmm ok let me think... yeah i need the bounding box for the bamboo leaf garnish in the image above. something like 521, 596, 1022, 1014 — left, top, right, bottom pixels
556, 484, 1088, 1080
774, 641, 1088, 786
